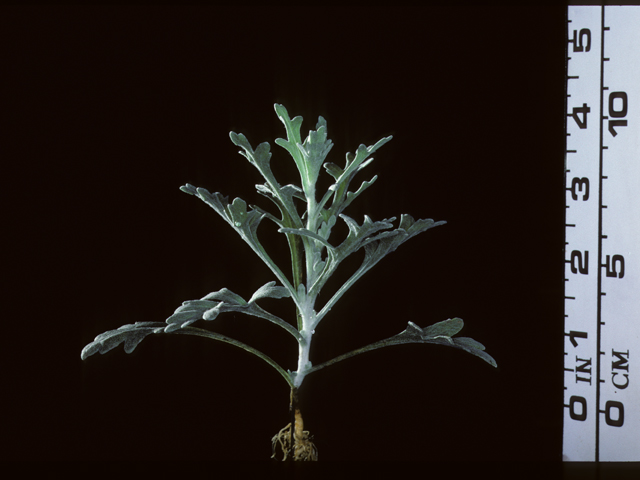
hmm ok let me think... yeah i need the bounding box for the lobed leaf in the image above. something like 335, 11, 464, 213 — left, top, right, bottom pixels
81, 322, 166, 360
323, 136, 392, 219
249, 281, 291, 303
333, 214, 396, 262
295, 116, 333, 193
304, 318, 497, 376
395, 320, 497, 367
274, 104, 306, 183
164, 282, 300, 340
229, 132, 279, 190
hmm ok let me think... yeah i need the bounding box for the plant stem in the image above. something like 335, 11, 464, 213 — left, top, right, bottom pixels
289, 386, 298, 452
287, 232, 304, 331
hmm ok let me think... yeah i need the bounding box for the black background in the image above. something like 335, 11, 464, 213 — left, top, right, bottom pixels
4, 5, 567, 463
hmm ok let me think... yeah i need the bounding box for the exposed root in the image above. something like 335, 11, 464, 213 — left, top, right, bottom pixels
271, 409, 318, 461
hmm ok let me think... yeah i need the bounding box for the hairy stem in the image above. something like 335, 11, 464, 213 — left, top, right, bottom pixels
287, 231, 305, 330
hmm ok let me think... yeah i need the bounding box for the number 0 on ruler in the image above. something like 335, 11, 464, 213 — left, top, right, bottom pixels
564, 6, 640, 462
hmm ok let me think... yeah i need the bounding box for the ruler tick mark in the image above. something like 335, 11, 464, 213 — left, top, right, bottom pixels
565, 5, 640, 461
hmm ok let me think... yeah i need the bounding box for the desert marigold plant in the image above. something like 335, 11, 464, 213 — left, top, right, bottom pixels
82, 104, 497, 461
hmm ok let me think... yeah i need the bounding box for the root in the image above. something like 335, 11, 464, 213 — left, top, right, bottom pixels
271, 409, 318, 461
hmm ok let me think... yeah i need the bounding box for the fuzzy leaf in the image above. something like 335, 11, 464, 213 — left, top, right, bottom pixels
81, 322, 166, 360
201, 287, 247, 305
296, 116, 334, 192
255, 183, 305, 227
274, 104, 306, 181
323, 162, 343, 180
229, 132, 279, 189
164, 283, 300, 340
333, 214, 396, 262
395, 320, 497, 367
305, 318, 497, 376
421, 317, 464, 338
248, 281, 291, 303
324, 136, 392, 218
83, 322, 295, 387
180, 183, 296, 298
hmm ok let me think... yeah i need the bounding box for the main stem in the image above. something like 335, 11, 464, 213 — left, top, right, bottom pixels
289, 387, 298, 453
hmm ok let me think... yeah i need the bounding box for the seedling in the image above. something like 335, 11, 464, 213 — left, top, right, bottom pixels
82, 104, 497, 461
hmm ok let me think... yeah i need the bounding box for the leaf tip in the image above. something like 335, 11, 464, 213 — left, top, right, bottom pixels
180, 184, 197, 195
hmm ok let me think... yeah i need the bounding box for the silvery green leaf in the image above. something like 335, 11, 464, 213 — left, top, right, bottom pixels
338, 175, 378, 213
201, 287, 247, 305
274, 104, 306, 181
333, 214, 396, 262
310, 214, 337, 257
248, 203, 282, 227
201, 301, 250, 322
422, 317, 464, 338
248, 281, 291, 303
184, 186, 294, 295
295, 116, 333, 193
453, 337, 487, 350
323, 162, 343, 180
81, 322, 166, 360
307, 215, 400, 298
254, 183, 305, 228
322, 137, 390, 219
229, 132, 279, 190
451, 337, 496, 367
164, 294, 231, 331
394, 320, 497, 367
317, 214, 336, 241
398, 214, 447, 238
332, 137, 391, 193
180, 183, 198, 195
304, 318, 497, 376
361, 214, 446, 260
164, 284, 300, 340
314, 214, 444, 320
189, 186, 265, 238
346, 137, 393, 175
311, 254, 326, 280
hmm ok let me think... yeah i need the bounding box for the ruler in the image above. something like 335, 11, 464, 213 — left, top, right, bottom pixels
564, 5, 640, 462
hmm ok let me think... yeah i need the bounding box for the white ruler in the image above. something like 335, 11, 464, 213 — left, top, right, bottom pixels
564, 5, 640, 462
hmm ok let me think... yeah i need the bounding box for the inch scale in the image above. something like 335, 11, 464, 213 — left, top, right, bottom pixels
564, 6, 640, 462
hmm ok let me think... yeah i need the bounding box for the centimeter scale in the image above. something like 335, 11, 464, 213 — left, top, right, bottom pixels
564, 6, 640, 462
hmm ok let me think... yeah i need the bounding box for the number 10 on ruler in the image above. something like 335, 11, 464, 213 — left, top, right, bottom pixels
564, 6, 640, 462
